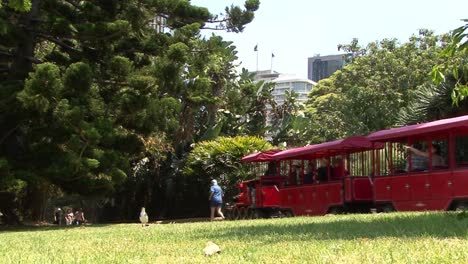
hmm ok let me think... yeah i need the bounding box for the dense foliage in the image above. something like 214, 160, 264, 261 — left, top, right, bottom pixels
1, 1, 466, 223
303, 30, 468, 143
432, 19, 468, 104
183, 135, 272, 208
0, 0, 260, 222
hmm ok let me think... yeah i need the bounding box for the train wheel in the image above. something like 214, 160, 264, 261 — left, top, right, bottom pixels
454, 202, 467, 211
242, 208, 249, 219
238, 208, 246, 220
247, 209, 254, 219
283, 210, 293, 217
382, 204, 395, 213
224, 210, 232, 220
232, 208, 240, 220
328, 207, 343, 215
254, 209, 264, 219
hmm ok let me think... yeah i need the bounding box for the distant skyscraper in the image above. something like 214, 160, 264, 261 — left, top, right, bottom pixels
307, 54, 346, 82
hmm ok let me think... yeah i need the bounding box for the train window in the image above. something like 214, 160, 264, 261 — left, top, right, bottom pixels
374, 142, 408, 175
303, 160, 314, 184
291, 160, 302, 185
263, 162, 278, 176
431, 139, 448, 170
375, 142, 391, 176
350, 151, 371, 177
408, 140, 429, 172
280, 161, 291, 184
316, 158, 330, 182
455, 136, 468, 167
392, 141, 409, 174
330, 155, 347, 180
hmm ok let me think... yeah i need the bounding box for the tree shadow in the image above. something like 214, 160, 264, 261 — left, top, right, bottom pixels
198, 212, 468, 242
0, 223, 114, 233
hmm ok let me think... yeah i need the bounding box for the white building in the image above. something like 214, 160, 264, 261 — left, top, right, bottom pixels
149, 16, 167, 33
252, 71, 316, 130
251, 70, 316, 105
271, 75, 316, 105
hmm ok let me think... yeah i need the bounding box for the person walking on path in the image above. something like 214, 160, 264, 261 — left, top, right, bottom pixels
209, 179, 225, 221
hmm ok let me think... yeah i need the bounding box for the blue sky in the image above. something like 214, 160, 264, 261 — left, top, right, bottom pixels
191, 0, 468, 78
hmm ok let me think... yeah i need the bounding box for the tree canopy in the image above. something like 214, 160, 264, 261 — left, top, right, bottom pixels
303, 30, 464, 143
0, 0, 260, 222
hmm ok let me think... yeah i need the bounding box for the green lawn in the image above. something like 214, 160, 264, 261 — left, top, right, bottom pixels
1, 212, 467, 263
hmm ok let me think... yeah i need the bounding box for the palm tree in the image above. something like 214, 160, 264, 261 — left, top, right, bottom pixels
397, 70, 468, 126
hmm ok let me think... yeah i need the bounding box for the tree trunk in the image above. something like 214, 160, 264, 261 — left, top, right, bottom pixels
10, 0, 41, 80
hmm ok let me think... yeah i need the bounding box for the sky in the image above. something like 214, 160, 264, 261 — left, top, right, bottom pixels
191, 0, 468, 78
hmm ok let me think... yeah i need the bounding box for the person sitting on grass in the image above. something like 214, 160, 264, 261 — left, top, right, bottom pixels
65, 208, 74, 226
74, 208, 86, 225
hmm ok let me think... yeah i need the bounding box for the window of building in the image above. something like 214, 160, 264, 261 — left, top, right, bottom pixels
292, 82, 305, 92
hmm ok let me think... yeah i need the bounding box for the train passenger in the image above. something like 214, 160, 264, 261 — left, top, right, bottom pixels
431, 144, 446, 167
303, 164, 314, 184
331, 158, 347, 180
317, 158, 329, 183
291, 164, 301, 185
264, 162, 277, 176
404, 143, 428, 171
404, 143, 445, 170
249, 183, 256, 208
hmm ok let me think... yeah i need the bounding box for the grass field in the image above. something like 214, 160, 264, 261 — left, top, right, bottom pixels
1, 212, 467, 263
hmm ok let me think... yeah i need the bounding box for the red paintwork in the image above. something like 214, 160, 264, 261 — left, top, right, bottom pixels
430, 171, 452, 200
241, 149, 283, 162
452, 169, 468, 198
273, 136, 377, 160
234, 176, 284, 210
259, 186, 280, 207
374, 177, 391, 202
370, 115, 468, 212
344, 178, 352, 202
233, 116, 468, 218
367, 115, 468, 141
393, 200, 451, 211
352, 177, 373, 201
279, 182, 343, 216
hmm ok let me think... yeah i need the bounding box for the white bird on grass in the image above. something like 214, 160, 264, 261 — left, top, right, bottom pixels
203, 241, 221, 256
139, 207, 149, 227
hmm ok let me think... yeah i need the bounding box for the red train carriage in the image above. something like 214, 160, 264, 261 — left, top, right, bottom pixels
368, 115, 468, 212
272, 136, 381, 216
228, 149, 286, 219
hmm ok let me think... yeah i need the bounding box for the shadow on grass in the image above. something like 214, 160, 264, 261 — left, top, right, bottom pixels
199, 212, 468, 241
0, 223, 115, 233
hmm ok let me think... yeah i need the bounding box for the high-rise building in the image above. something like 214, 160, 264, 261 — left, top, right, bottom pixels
307, 54, 346, 82
271, 75, 316, 105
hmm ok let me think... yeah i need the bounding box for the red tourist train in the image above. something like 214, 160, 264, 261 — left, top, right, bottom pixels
228, 115, 468, 219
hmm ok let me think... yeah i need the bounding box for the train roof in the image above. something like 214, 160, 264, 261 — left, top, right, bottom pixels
367, 115, 468, 141
272, 136, 375, 160
241, 149, 283, 163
